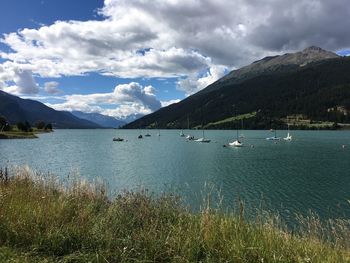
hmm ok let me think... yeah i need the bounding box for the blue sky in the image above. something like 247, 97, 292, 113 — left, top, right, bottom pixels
0, 0, 349, 119
0, 0, 183, 102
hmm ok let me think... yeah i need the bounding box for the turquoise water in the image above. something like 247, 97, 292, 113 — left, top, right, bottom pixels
1, 129, 350, 223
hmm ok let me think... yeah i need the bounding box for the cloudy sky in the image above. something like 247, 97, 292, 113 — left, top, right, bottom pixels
0, 0, 349, 119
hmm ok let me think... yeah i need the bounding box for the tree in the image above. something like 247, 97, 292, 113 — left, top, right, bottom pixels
0, 115, 10, 131
25, 121, 32, 132
17, 121, 32, 132
35, 121, 46, 130
17, 122, 26, 131
45, 123, 53, 130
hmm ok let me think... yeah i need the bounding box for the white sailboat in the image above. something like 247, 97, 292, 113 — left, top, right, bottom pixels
266, 129, 281, 141
283, 124, 292, 141
194, 127, 210, 143
180, 129, 185, 137
229, 120, 243, 147
186, 116, 194, 140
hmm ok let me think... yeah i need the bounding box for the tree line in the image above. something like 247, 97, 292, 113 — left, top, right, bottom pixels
0, 115, 52, 132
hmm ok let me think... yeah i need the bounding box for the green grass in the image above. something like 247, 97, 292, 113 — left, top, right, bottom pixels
0, 127, 53, 139
0, 167, 349, 262
203, 112, 257, 129
0, 131, 38, 139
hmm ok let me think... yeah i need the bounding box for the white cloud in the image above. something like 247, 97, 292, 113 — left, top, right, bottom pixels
177, 65, 227, 95
46, 82, 161, 119
2, 69, 39, 95
44, 81, 62, 94
1, 0, 350, 97
161, 99, 181, 107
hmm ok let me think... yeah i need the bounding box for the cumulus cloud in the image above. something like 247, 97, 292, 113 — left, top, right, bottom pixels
161, 99, 181, 107
2, 69, 39, 95
46, 82, 161, 119
177, 65, 227, 95
1, 0, 350, 99
44, 81, 62, 94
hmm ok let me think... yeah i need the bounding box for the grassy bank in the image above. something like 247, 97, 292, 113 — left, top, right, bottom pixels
0, 167, 349, 262
0, 130, 38, 139
0, 128, 53, 139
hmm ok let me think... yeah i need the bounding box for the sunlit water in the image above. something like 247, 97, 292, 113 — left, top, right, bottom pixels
1, 129, 350, 224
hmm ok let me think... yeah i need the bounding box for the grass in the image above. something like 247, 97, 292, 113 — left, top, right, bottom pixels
0, 167, 349, 262
202, 112, 257, 129
0, 127, 52, 139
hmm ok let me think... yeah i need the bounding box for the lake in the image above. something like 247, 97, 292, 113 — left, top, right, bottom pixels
1, 129, 350, 225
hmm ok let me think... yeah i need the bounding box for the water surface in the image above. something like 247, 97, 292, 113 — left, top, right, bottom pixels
1, 129, 349, 224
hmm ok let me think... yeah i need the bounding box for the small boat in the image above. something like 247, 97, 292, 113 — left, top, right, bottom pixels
283, 124, 292, 141
113, 137, 124, 142
145, 133, 151, 137
283, 133, 292, 141
138, 134, 143, 139
229, 119, 243, 147
180, 130, 185, 137
186, 117, 194, 140
194, 137, 211, 143
194, 128, 210, 143
266, 130, 280, 141
186, 135, 195, 140
229, 140, 243, 147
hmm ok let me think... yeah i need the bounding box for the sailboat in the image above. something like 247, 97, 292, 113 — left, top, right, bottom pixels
180, 129, 185, 137
194, 125, 210, 143
155, 122, 160, 136
283, 124, 292, 141
186, 116, 194, 140
138, 128, 143, 139
266, 129, 281, 141
229, 119, 243, 147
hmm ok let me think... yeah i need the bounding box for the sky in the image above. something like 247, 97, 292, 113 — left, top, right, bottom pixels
0, 0, 350, 120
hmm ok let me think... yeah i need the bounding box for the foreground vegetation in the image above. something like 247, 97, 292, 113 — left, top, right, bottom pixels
0, 167, 349, 262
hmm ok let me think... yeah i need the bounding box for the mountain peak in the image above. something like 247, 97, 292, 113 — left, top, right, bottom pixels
197, 46, 340, 95
302, 46, 325, 52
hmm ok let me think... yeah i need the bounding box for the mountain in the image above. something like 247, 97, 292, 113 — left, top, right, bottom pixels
197, 46, 339, 95
124, 47, 350, 130
122, 113, 145, 124
0, 90, 100, 128
71, 111, 126, 128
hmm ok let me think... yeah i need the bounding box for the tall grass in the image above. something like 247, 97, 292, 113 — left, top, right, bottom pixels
0, 166, 349, 262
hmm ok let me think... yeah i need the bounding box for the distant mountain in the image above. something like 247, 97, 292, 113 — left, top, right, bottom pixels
0, 90, 100, 128
122, 113, 144, 124
124, 47, 350, 130
71, 111, 126, 128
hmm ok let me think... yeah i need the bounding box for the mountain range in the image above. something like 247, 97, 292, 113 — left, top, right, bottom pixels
124, 47, 350, 129
0, 91, 101, 128
71, 111, 126, 128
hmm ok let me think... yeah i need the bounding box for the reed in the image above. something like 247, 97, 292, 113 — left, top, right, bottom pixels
0, 166, 349, 262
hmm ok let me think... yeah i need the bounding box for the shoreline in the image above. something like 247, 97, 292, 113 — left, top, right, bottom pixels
0, 129, 53, 139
